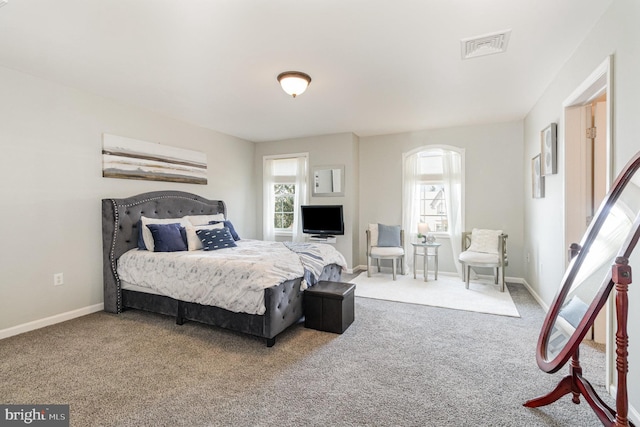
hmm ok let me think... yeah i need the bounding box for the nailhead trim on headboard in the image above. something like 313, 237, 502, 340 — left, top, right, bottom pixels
109, 199, 122, 313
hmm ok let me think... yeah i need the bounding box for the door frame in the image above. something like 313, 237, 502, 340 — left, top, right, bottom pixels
562, 55, 614, 391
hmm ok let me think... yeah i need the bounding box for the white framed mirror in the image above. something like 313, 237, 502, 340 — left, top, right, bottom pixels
312, 165, 345, 197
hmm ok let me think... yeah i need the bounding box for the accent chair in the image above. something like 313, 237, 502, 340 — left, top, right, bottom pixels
366, 223, 405, 281
458, 228, 508, 291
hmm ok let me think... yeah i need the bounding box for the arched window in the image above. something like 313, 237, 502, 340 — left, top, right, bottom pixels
403, 146, 464, 276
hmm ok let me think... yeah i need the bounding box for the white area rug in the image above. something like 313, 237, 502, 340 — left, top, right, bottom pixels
349, 272, 520, 317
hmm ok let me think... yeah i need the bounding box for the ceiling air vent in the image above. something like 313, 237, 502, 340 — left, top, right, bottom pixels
461, 30, 511, 60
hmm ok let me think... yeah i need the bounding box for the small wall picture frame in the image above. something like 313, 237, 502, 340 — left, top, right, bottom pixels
532, 154, 545, 198
541, 123, 557, 176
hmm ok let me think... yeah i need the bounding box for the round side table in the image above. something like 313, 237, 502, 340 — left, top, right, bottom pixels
411, 242, 441, 282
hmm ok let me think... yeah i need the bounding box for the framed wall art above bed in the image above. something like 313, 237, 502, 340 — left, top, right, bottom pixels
102, 134, 208, 184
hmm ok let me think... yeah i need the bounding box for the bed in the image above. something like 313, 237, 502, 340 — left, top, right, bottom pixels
102, 190, 345, 346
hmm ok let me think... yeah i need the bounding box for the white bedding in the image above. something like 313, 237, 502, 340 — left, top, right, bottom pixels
116, 239, 347, 315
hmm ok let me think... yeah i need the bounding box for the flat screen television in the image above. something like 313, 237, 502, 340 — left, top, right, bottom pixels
301, 205, 344, 237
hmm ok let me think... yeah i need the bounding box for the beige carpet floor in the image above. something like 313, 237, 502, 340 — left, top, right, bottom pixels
0, 283, 613, 426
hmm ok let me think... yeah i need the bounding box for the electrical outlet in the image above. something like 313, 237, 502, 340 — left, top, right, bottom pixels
53, 273, 64, 286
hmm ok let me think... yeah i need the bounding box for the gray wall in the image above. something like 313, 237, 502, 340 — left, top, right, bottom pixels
0, 65, 256, 332
522, 0, 639, 417
358, 121, 525, 276
254, 133, 360, 268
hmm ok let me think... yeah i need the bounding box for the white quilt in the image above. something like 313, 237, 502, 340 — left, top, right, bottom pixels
116, 239, 347, 315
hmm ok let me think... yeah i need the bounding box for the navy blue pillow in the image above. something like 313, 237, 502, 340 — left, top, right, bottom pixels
146, 223, 188, 252
196, 228, 237, 251
137, 219, 147, 250
209, 220, 240, 241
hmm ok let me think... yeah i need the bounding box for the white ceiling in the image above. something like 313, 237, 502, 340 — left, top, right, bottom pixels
0, 0, 612, 142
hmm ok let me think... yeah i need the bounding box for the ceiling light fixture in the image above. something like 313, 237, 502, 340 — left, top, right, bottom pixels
277, 71, 311, 98
0, 0, 8, 8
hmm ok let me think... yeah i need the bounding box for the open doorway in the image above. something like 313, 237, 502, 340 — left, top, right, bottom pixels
563, 56, 613, 389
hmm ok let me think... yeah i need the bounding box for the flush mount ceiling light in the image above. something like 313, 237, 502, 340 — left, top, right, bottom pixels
461, 29, 511, 60
277, 71, 312, 98
0, 0, 8, 8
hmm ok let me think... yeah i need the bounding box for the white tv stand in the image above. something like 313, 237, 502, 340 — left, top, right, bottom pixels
308, 235, 337, 244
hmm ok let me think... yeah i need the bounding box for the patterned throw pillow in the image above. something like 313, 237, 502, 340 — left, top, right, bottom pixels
208, 220, 241, 241
185, 223, 224, 251
196, 228, 237, 251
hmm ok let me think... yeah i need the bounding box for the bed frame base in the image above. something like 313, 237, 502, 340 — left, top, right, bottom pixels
122, 289, 281, 346
123, 290, 279, 347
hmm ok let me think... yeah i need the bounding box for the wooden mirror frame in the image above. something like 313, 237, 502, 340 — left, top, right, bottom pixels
525, 151, 640, 426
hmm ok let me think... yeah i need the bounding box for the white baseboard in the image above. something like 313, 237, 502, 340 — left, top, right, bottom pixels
520, 278, 550, 311
630, 403, 640, 425
346, 266, 366, 274
0, 303, 104, 340
353, 265, 367, 273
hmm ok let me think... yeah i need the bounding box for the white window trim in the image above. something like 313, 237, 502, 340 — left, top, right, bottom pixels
263, 153, 309, 241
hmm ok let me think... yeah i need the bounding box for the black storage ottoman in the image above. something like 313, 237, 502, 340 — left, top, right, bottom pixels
304, 281, 355, 334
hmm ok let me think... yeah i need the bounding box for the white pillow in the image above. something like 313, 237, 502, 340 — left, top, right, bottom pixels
467, 228, 503, 254
140, 216, 191, 251
184, 213, 225, 226
185, 223, 224, 251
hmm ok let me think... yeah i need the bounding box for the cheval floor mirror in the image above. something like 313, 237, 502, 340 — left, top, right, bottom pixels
524, 151, 640, 426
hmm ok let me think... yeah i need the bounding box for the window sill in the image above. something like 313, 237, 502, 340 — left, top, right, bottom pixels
432, 233, 450, 240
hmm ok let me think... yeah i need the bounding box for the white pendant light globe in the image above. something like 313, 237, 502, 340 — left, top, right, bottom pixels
277, 71, 311, 98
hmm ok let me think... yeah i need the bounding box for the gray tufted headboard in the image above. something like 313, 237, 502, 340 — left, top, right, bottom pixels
102, 191, 226, 313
